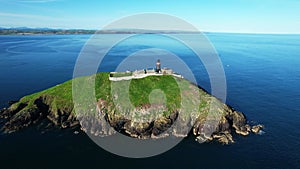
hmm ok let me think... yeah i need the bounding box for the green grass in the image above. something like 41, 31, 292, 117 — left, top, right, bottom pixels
128, 75, 181, 110
95, 72, 112, 101
12, 79, 73, 111
9, 72, 224, 120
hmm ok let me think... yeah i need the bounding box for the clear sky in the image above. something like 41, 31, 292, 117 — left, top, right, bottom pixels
0, 0, 299, 34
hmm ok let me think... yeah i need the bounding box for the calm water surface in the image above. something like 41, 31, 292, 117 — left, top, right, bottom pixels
0, 33, 299, 169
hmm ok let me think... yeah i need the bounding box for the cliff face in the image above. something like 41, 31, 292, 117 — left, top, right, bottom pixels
0, 72, 262, 144
0, 96, 78, 133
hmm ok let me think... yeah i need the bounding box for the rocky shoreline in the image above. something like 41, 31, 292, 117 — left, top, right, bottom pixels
0, 72, 264, 144
0, 97, 79, 133
0, 95, 263, 145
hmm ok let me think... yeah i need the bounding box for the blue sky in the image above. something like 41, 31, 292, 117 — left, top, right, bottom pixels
0, 0, 299, 33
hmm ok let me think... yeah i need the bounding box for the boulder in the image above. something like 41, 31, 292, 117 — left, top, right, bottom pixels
251, 124, 264, 134
230, 111, 247, 130
235, 129, 249, 136
212, 131, 234, 145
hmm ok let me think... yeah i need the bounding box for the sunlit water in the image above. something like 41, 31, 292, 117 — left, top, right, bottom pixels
0, 33, 299, 169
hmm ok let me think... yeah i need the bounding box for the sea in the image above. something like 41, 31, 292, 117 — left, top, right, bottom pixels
0, 33, 299, 169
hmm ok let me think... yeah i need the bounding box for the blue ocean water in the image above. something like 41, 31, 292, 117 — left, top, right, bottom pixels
0, 33, 299, 169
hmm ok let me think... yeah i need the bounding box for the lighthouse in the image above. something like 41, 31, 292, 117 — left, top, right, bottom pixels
155, 59, 161, 73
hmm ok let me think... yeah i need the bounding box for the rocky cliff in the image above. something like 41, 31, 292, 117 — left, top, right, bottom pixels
0, 72, 263, 144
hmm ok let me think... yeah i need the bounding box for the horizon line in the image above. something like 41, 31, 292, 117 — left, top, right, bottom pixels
0, 26, 299, 35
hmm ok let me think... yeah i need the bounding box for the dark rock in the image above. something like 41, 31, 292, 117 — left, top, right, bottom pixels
169, 111, 178, 123
171, 116, 191, 137
78, 114, 115, 137
1, 96, 80, 133
224, 110, 250, 136
123, 121, 152, 138
245, 124, 251, 131
8, 100, 18, 106
212, 131, 234, 144
152, 117, 171, 136
1, 97, 50, 133
2, 107, 41, 133
229, 111, 247, 130
218, 116, 230, 132
0, 103, 27, 119
108, 117, 129, 132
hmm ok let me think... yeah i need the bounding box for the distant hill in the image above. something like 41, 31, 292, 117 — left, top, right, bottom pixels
0, 27, 96, 35
0, 27, 200, 35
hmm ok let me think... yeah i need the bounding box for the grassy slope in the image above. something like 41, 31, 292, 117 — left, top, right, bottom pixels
10, 79, 73, 113
9, 72, 213, 118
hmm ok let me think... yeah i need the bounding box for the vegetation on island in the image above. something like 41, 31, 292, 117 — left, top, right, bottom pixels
0, 72, 263, 144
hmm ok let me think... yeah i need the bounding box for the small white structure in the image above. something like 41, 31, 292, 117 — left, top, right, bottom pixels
161, 68, 173, 75
109, 68, 182, 81
109, 60, 183, 81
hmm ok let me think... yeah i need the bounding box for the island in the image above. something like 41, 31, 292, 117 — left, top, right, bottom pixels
0, 67, 263, 144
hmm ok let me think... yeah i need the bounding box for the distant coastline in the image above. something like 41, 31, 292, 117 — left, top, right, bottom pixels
0, 27, 214, 35
1, 28, 299, 36
0, 27, 204, 35
0, 27, 96, 35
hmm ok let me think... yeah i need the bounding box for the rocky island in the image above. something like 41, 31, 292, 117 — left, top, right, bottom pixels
0, 71, 263, 144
